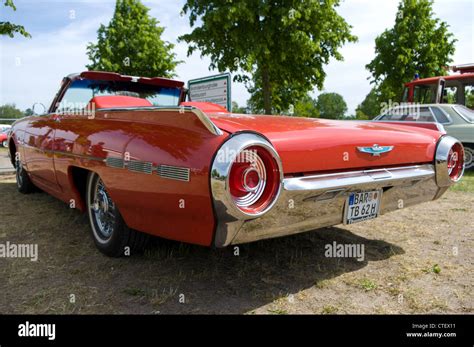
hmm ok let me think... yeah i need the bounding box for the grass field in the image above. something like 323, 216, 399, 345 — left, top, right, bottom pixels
0, 172, 472, 314
451, 170, 474, 193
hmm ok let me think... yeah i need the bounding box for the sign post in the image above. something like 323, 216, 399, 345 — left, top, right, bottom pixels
188, 73, 232, 111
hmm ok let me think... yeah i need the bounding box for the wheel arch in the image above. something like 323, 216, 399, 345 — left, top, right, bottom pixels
68, 166, 91, 212
8, 139, 16, 168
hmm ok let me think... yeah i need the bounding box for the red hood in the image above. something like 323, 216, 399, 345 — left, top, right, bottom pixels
208, 113, 442, 174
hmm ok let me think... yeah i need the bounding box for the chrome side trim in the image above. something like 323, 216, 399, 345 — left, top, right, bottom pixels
157, 165, 190, 182
96, 106, 224, 136
283, 165, 434, 192
128, 160, 153, 175
435, 135, 464, 186
105, 155, 191, 181
106, 157, 125, 169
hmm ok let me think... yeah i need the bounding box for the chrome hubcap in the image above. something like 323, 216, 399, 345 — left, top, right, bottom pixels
16, 160, 23, 188
91, 179, 116, 240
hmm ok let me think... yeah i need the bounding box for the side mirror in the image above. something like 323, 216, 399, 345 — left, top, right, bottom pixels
32, 103, 46, 116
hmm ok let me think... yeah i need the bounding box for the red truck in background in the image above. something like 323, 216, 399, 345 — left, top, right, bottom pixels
403, 64, 474, 109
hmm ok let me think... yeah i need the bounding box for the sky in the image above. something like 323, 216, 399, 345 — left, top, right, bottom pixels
0, 0, 473, 115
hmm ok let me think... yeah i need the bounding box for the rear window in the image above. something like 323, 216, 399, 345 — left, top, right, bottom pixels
430, 107, 450, 123
380, 107, 435, 122
454, 105, 474, 123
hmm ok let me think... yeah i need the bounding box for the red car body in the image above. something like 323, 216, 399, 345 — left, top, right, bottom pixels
8, 72, 465, 255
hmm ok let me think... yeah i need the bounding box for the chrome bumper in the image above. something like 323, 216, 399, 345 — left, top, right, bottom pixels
212, 164, 446, 247
211, 135, 463, 248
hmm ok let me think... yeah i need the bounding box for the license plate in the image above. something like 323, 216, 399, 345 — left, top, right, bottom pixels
344, 190, 382, 224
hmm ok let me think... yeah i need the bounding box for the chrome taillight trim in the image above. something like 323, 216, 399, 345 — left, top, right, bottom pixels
435, 136, 465, 187
210, 133, 283, 247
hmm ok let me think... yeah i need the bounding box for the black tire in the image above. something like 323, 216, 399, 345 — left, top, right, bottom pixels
15, 154, 35, 194
463, 145, 473, 170
86, 172, 149, 257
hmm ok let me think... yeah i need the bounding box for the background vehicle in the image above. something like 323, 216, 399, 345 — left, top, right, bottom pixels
403, 64, 474, 108
374, 104, 474, 169
0, 129, 10, 148
0, 124, 11, 132
7, 71, 464, 257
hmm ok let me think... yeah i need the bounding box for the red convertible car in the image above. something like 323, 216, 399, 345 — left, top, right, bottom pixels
8, 71, 465, 257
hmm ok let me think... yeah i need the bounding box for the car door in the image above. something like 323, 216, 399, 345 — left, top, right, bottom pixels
23, 112, 61, 193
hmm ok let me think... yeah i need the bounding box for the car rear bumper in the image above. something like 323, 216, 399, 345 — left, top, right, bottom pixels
211, 135, 463, 248
212, 164, 448, 247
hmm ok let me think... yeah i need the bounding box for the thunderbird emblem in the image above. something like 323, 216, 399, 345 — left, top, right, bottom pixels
357, 144, 394, 157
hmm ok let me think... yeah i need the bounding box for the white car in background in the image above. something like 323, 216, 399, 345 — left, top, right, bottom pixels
374, 104, 474, 169
0, 124, 11, 132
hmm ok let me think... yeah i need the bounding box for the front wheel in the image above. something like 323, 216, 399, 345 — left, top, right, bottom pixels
15, 154, 35, 194
86, 172, 149, 257
464, 146, 473, 170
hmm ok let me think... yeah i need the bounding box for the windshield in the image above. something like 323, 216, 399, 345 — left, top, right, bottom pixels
57, 79, 181, 113
454, 105, 474, 123
413, 84, 437, 103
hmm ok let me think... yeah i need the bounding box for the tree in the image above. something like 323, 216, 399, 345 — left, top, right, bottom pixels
355, 88, 382, 119
0, 104, 24, 119
24, 108, 34, 116
366, 0, 456, 102
86, 0, 180, 78
180, 0, 356, 114
0, 0, 30, 38
315, 92, 347, 119
231, 101, 247, 114
292, 94, 319, 118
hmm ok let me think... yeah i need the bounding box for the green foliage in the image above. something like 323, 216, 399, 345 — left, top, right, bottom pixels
354, 110, 369, 120
0, 0, 31, 38
180, 0, 357, 114
466, 92, 474, 109
86, 0, 180, 78
231, 101, 247, 114
359, 278, 377, 291
0, 104, 24, 119
366, 0, 456, 102
292, 94, 319, 118
315, 92, 347, 119
355, 88, 382, 119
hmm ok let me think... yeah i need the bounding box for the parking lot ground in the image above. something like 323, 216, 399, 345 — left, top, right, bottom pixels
0, 171, 472, 314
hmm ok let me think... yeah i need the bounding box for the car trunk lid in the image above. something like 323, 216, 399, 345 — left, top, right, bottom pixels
208, 113, 441, 174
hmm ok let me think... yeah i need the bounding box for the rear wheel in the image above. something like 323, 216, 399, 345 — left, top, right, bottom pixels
463, 145, 473, 170
2, 140, 7, 148
15, 154, 35, 194
86, 172, 149, 257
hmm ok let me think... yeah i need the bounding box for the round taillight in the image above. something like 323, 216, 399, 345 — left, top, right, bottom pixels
447, 143, 464, 181
228, 146, 281, 215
